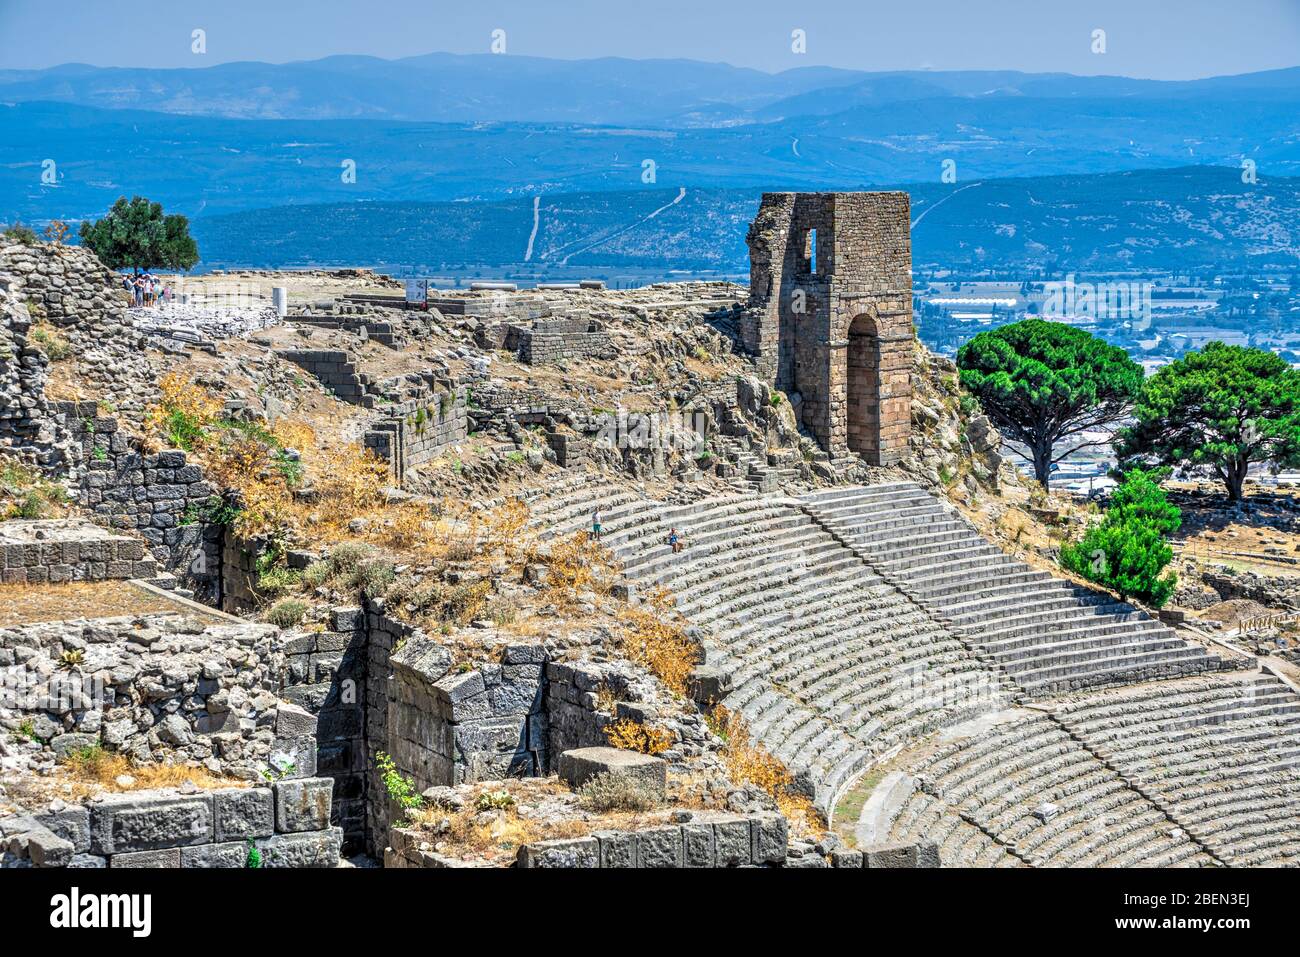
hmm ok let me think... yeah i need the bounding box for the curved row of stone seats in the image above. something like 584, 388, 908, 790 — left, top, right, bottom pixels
885, 710, 1211, 867
1055, 674, 1300, 865
800, 483, 1237, 697
600, 491, 1012, 813
517, 474, 652, 540
884, 787, 1021, 867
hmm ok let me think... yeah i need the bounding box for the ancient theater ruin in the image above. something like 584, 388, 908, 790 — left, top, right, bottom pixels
2, 193, 1300, 870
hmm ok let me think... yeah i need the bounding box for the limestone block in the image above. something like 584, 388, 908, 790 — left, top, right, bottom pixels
214, 787, 275, 842
749, 812, 788, 864
259, 828, 342, 868
274, 778, 333, 833
712, 816, 753, 867
90, 792, 214, 854
635, 826, 684, 868
557, 746, 667, 800
516, 837, 599, 868
111, 848, 182, 868
594, 830, 637, 868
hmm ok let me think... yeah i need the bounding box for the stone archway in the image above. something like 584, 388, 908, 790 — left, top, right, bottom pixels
846, 312, 882, 460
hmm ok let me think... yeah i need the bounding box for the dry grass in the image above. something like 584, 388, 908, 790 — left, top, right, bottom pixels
709, 705, 822, 835
612, 587, 699, 698
0, 581, 192, 627
57, 746, 245, 797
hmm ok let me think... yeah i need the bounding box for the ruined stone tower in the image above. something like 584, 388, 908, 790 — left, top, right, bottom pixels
742, 192, 913, 465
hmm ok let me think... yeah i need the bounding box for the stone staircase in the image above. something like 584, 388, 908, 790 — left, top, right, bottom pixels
1055, 673, 1300, 866
800, 483, 1240, 698
883, 709, 1213, 867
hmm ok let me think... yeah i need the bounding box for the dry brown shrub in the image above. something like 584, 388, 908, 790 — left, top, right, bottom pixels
603, 717, 674, 755
709, 705, 822, 833
614, 587, 698, 698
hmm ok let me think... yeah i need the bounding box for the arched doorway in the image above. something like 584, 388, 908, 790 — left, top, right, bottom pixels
846, 312, 882, 460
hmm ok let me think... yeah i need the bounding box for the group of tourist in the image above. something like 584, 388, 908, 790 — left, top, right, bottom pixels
121, 272, 172, 308
591, 509, 684, 553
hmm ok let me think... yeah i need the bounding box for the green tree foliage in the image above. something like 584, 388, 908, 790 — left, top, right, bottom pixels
78, 196, 199, 274
1060, 469, 1180, 607
1115, 342, 1300, 501
1103, 467, 1181, 535
956, 319, 1143, 488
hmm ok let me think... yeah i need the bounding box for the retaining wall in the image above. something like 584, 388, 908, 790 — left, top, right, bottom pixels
1, 780, 341, 868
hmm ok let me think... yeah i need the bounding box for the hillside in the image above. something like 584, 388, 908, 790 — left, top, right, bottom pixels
183, 167, 1300, 274
3, 85, 1300, 225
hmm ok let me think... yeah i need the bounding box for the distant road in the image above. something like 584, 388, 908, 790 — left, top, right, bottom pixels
911, 182, 983, 230
524, 196, 541, 262
558, 187, 687, 265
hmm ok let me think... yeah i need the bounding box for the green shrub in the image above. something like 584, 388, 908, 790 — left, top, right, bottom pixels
375, 751, 423, 811
576, 772, 661, 813
1061, 519, 1176, 607
2, 222, 37, 246
265, 599, 308, 628
301, 560, 332, 589
29, 321, 71, 360
257, 565, 301, 597
1059, 469, 1180, 607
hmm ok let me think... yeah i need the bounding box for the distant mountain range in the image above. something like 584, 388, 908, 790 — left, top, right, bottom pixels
186, 167, 1300, 276
4, 54, 1300, 126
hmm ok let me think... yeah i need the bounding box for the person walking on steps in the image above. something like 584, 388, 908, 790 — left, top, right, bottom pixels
591, 508, 603, 542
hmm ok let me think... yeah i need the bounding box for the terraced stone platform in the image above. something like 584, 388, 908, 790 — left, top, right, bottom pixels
800, 483, 1242, 697
873, 708, 1215, 867
1055, 673, 1300, 866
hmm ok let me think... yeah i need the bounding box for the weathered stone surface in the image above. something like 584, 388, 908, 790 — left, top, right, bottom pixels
111, 848, 182, 868
862, 840, 939, 868
516, 837, 599, 869
712, 816, 753, 867
681, 823, 716, 868
90, 792, 214, 854
750, 812, 787, 865
594, 829, 637, 868
557, 746, 667, 799
259, 828, 342, 868
274, 778, 333, 834
635, 826, 684, 868
36, 805, 91, 852
214, 788, 275, 842
181, 841, 250, 868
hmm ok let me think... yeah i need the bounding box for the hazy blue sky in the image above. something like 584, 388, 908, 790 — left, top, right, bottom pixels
1, 0, 1297, 78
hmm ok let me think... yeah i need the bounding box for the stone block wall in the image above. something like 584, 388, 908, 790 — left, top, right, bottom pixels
1, 781, 340, 868
385, 811, 791, 869
513, 317, 612, 365
0, 519, 158, 584
362, 386, 468, 483
0, 614, 319, 781
278, 607, 370, 853
0, 277, 65, 468
545, 660, 617, 756
277, 349, 374, 407
387, 640, 548, 791
57, 401, 221, 600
